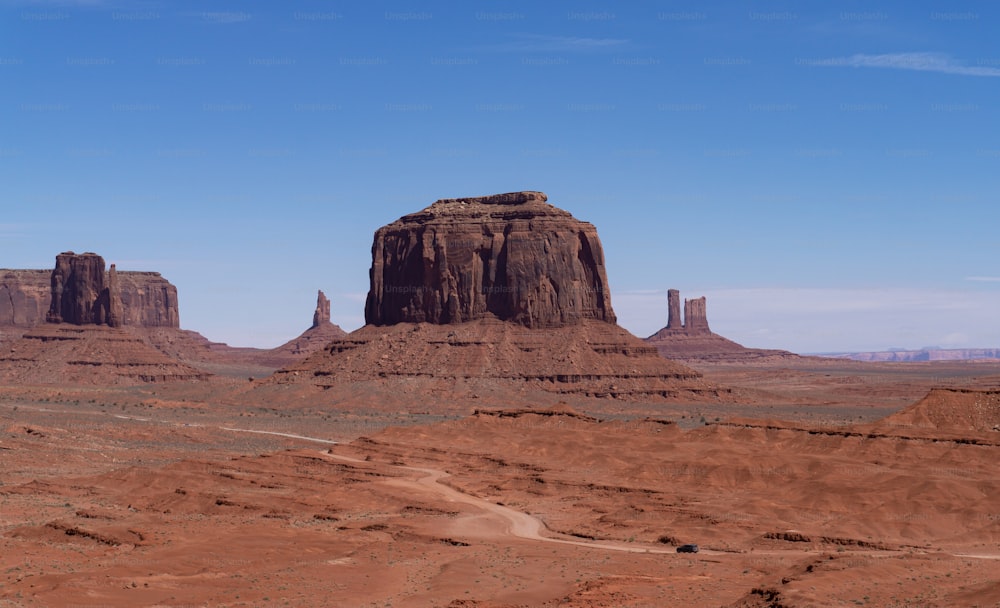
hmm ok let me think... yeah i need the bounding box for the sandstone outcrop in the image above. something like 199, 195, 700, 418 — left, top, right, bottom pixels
0, 270, 49, 327
1, 253, 179, 329
666, 289, 682, 330
647, 290, 796, 363
683, 296, 709, 332
46, 252, 109, 325
313, 290, 331, 328
141, 290, 348, 373
261, 192, 724, 406
865, 388, 1000, 440
0, 324, 208, 385
0, 252, 198, 384
365, 191, 615, 328
270, 290, 348, 363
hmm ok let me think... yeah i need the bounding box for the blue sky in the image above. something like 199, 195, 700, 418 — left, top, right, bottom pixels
2, 0, 998, 352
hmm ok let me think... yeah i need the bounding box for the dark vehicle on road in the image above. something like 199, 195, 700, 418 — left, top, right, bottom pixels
676, 544, 699, 553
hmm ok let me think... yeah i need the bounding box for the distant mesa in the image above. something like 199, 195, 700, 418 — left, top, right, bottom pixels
261, 191, 724, 406
646, 289, 797, 363
0, 252, 204, 385
825, 348, 1000, 362
1, 252, 349, 381
2, 251, 179, 330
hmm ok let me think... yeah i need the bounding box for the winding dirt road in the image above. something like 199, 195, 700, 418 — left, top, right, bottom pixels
318, 448, 1000, 563
321, 449, 712, 555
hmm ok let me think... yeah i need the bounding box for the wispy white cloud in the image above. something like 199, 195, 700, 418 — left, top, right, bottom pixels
480, 34, 629, 53
803, 52, 1000, 77
966, 276, 1000, 282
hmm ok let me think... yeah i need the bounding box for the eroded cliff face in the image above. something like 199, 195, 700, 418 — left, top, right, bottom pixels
47, 252, 108, 325
0, 270, 50, 326
115, 271, 179, 328
259, 192, 718, 404
364, 191, 616, 328
0, 253, 179, 329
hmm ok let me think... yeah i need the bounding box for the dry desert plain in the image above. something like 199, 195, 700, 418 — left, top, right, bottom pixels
2, 356, 1000, 607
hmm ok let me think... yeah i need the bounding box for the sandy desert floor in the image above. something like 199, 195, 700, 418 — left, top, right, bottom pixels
2, 359, 999, 607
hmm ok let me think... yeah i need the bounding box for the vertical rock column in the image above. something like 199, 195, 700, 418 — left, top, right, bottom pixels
313, 290, 331, 328
667, 289, 682, 330
106, 264, 123, 328
46, 252, 107, 325
683, 297, 710, 333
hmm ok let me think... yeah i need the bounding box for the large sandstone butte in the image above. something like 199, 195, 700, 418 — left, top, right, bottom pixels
0, 252, 203, 385
646, 289, 796, 363
1, 252, 179, 329
263, 192, 721, 405
365, 191, 614, 328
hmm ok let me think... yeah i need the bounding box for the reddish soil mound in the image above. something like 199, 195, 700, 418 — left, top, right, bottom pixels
269, 320, 347, 362
0, 325, 207, 385
872, 387, 1000, 436
140, 326, 346, 380
256, 319, 727, 407
646, 328, 799, 363
3, 393, 999, 606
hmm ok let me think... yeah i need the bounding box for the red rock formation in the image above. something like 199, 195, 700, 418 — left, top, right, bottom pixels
646, 289, 796, 363
1, 254, 179, 329
666, 289, 682, 330
115, 271, 179, 328
46, 252, 109, 325
269, 290, 348, 364
0, 253, 198, 384
365, 191, 615, 328
683, 296, 710, 333
313, 290, 331, 328
0, 270, 49, 327
259, 192, 723, 406
0, 324, 208, 385
106, 264, 123, 328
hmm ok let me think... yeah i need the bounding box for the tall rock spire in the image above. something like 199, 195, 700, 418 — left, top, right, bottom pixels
313, 289, 331, 328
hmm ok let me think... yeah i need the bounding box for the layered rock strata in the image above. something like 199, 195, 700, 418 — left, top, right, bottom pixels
365, 191, 615, 328
0, 252, 197, 384
1, 253, 179, 329
0, 324, 207, 385
265, 192, 721, 404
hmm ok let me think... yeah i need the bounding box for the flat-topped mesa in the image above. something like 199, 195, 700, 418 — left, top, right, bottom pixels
365, 191, 616, 329
312, 290, 331, 328
41, 252, 179, 328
